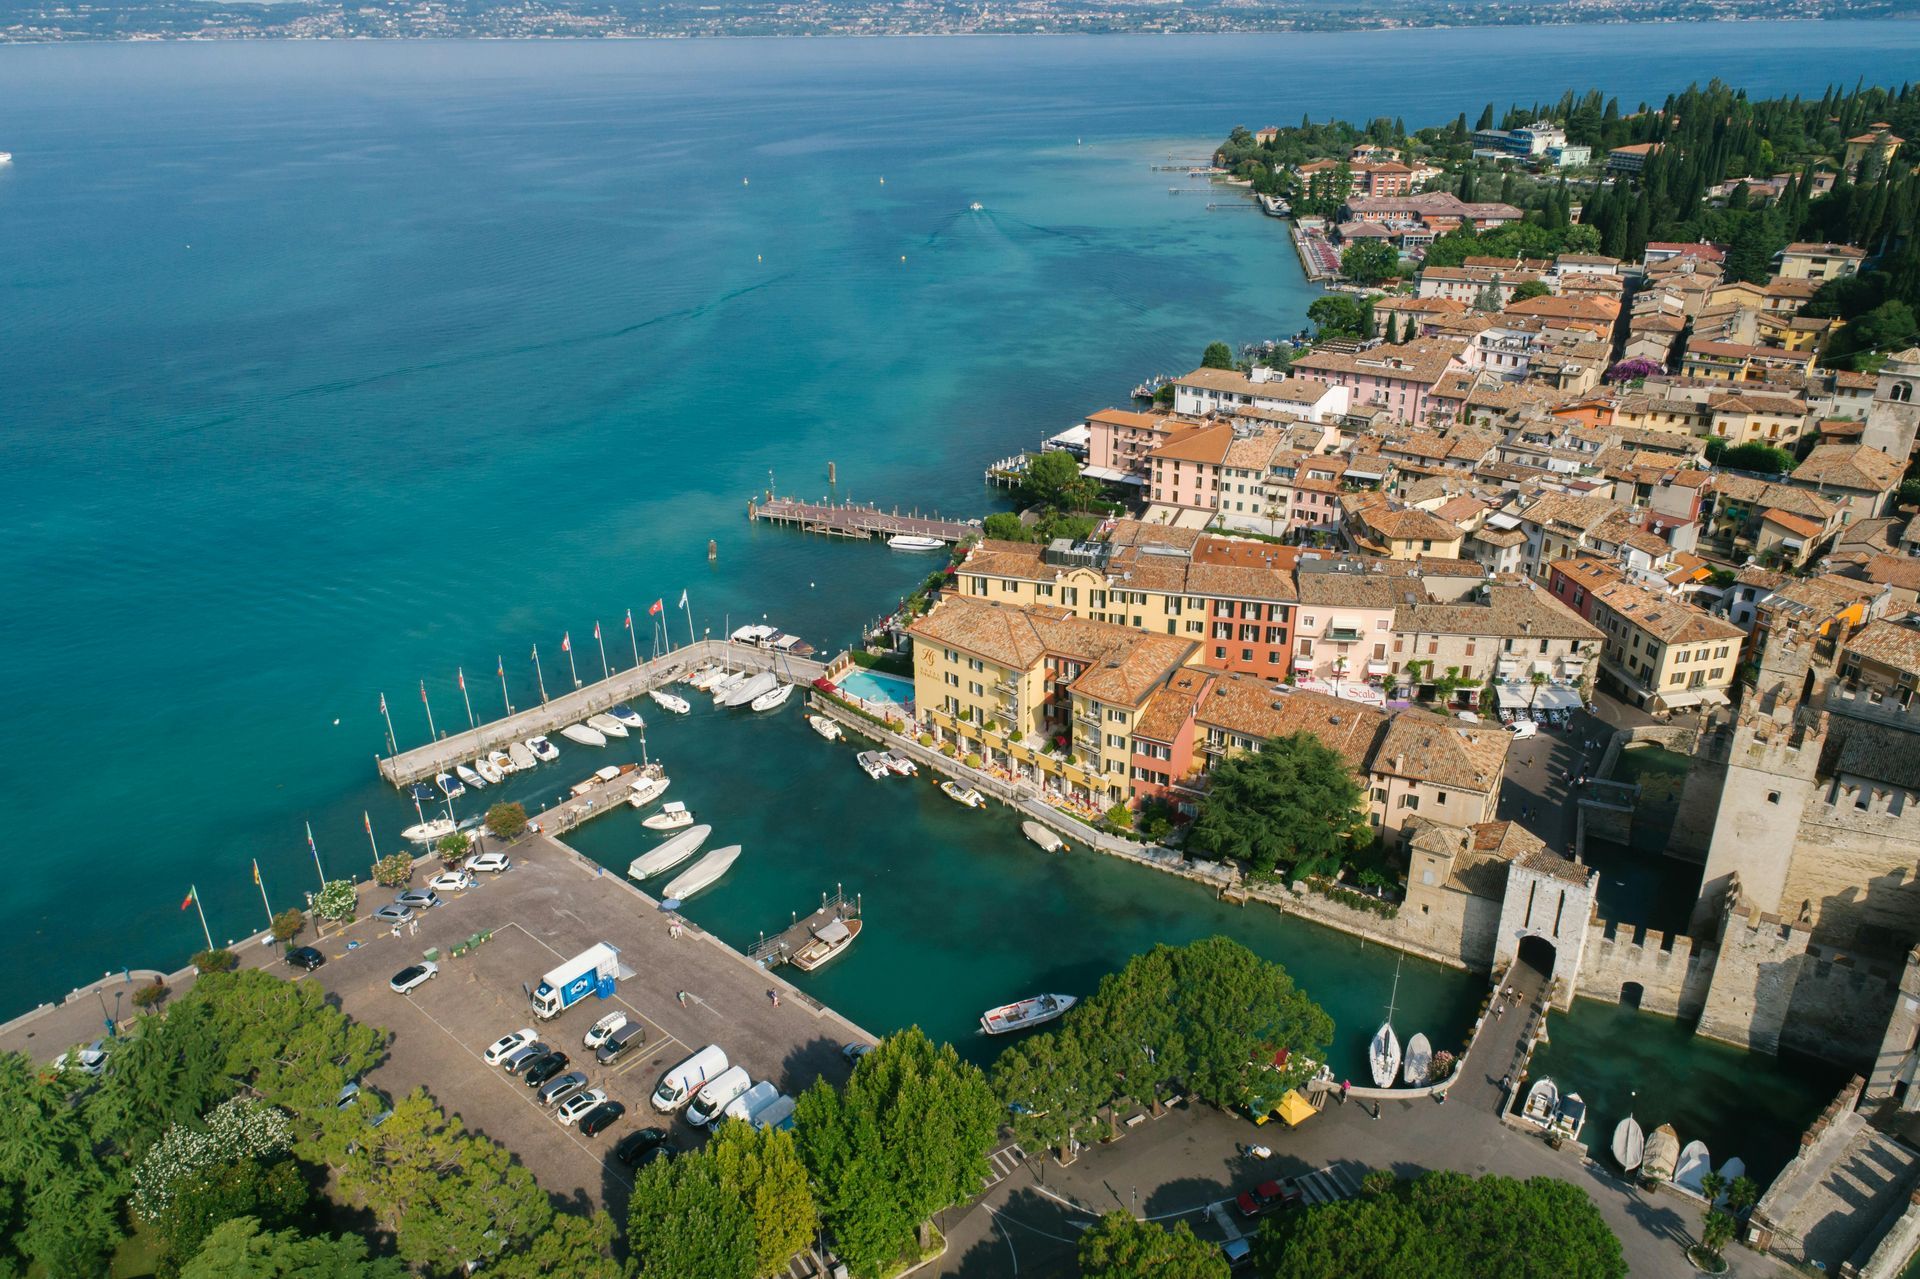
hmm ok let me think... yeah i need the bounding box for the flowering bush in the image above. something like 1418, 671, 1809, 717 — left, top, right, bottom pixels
1604, 357, 1663, 384
373, 853, 415, 888
312, 879, 358, 923
132, 1098, 294, 1222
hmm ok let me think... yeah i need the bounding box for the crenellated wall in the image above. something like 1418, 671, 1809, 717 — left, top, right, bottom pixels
1576, 918, 1717, 1020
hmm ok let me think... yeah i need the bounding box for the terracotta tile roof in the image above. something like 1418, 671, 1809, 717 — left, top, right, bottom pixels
1864, 554, 1920, 592
1792, 443, 1902, 493
1087, 407, 1165, 428
1520, 492, 1625, 535
1504, 294, 1622, 322
1357, 505, 1462, 543
1149, 422, 1235, 465
1762, 508, 1825, 539
1373, 709, 1510, 793
907, 596, 1197, 706
1134, 667, 1213, 743
1395, 583, 1603, 642
1590, 579, 1743, 644
1782, 242, 1866, 258
1516, 844, 1593, 887
1296, 571, 1403, 610
1647, 240, 1724, 261
1291, 338, 1466, 387
1194, 673, 1387, 771
1844, 620, 1920, 680
1223, 434, 1281, 470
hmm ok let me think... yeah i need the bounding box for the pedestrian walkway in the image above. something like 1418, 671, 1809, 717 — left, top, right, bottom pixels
981, 1141, 1028, 1193
1293, 1162, 1364, 1206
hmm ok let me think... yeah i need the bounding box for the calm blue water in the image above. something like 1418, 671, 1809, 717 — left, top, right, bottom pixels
0, 31, 1907, 1158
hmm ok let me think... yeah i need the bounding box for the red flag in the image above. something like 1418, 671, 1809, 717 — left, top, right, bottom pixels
379, 692, 388, 714
497, 656, 505, 678
562, 632, 571, 653
419, 680, 428, 704
649, 599, 664, 617
593, 621, 602, 640
363, 811, 373, 836
180, 887, 195, 911
625, 608, 633, 631
457, 668, 466, 691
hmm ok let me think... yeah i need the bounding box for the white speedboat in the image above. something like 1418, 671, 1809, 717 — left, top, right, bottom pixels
684, 664, 725, 691
1022, 821, 1064, 853
649, 689, 690, 715
627, 775, 671, 809
981, 993, 1076, 1035
1612, 1115, 1645, 1172
1674, 1140, 1712, 1195
402, 818, 457, 843
941, 781, 984, 808
643, 802, 693, 831
527, 736, 559, 763
474, 757, 507, 785
719, 672, 779, 708
790, 917, 860, 972
509, 741, 538, 770
883, 750, 917, 776
455, 763, 487, 790
1551, 1093, 1587, 1143
627, 824, 711, 880
436, 772, 466, 800
1368, 1022, 1401, 1089
1402, 1032, 1432, 1086
663, 844, 742, 899
609, 705, 647, 731
808, 715, 843, 741
750, 683, 793, 712
888, 535, 944, 551
587, 713, 629, 739
856, 751, 892, 779
561, 723, 608, 747
487, 748, 518, 775
1521, 1077, 1559, 1128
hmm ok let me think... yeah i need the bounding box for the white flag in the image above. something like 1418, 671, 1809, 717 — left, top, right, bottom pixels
678, 590, 689, 609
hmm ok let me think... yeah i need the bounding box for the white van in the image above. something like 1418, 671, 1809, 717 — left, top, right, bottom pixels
685, 1065, 753, 1127
723, 1080, 779, 1125
750, 1093, 796, 1132
1507, 720, 1539, 741
651, 1044, 728, 1112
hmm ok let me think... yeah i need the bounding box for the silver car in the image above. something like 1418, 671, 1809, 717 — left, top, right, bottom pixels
537, 1071, 590, 1107
501, 1042, 549, 1075
394, 889, 441, 911
373, 903, 413, 925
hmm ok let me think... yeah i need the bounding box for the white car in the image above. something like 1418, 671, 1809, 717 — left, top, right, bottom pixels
465, 852, 511, 874
429, 869, 475, 893
584, 1012, 629, 1051
485, 1028, 539, 1066
555, 1088, 608, 1125
1507, 720, 1539, 741
389, 961, 438, 994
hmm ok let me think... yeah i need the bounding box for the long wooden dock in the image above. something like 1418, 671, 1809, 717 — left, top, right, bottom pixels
746, 887, 863, 969
376, 639, 827, 788
748, 497, 976, 544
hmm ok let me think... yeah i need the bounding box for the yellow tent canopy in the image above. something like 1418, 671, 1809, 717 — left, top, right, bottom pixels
1273, 1089, 1317, 1128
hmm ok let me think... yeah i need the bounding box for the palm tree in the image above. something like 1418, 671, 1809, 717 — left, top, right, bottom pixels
1528, 670, 1550, 711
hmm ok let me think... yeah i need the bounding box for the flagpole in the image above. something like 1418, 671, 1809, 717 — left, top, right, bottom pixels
420, 680, 438, 741
627, 610, 641, 669
364, 812, 381, 873
306, 821, 328, 888
595, 623, 609, 681
533, 646, 549, 704
459, 668, 476, 731
564, 635, 580, 690
498, 657, 511, 716
253, 859, 274, 929
191, 885, 214, 953
683, 591, 696, 650
379, 693, 397, 757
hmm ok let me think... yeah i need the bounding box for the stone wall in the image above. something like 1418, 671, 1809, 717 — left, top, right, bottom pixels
1398, 879, 1501, 971
1779, 944, 1903, 1067
1665, 751, 1726, 863
1780, 778, 1920, 954
1575, 918, 1717, 1020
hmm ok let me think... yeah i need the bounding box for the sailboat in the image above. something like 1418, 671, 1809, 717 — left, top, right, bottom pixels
1369, 958, 1402, 1087
1402, 1033, 1432, 1087
1612, 1113, 1645, 1173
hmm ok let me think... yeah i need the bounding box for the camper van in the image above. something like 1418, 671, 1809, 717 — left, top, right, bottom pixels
651, 1044, 728, 1113
685, 1066, 753, 1127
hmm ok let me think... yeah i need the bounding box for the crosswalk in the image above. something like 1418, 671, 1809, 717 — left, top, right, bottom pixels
981, 1141, 1028, 1192
1291, 1162, 1364, 1206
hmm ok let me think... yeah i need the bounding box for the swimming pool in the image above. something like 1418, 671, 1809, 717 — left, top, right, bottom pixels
837, 668, 915, 708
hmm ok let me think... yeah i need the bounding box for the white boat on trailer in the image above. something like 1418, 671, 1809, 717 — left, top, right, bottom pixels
649, 688, 690, 715
663, 844, 743, 899
981, 993, 1076, 1035
643, 802, 693, 831
561, 723, 608, 747
587, 713, 629, 738
750, 683, 793, 712
627, 824, 712, 880
719, 672, 779, 708
808, 715, 843, 741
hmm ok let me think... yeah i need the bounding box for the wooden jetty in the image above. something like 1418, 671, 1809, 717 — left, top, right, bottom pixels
747, 887, 862, 969
376, 639, 826, 789
748, 497, 976, 545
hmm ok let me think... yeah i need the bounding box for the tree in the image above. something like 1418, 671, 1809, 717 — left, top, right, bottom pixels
1020, 449, 1098, 515
179, 1217, 403, 1279
373, 852, 414, 888
1716, 442, 1796, 474
1306, 294, 1366, 339
1509, 278, 1551, 302
1695, 1173, 1735, 1263
489, 1211, 623, 1279
269, 908, 306, 945
436, 831, 471, 862
982, 512, 1031, 542
312, 879, 358, 924
149, 1156, 312, 1276
1077, 1210, 1227, 1279
87, 999, 232, 1158
1528, 671, 1549, 710
132, 979, 170, 1010
706, 1120, 818, 1277
192, 948, 238, 974
1184, 732, 1369, 877
626, 1149, 758, 1279
485, 801, 528, 841
1340, 240, 1398, 285
0, 1051, 125, 1278
1201, 341, 1235, 370
132, 1098, 295, 1224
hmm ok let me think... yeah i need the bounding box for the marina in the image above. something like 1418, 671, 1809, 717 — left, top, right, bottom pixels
746, 886, 864, 971
747, 496, 977, 545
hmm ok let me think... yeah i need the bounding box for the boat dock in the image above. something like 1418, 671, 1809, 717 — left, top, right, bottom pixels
748, 497, 976, 545
746, 886, 863, 969
377, 639, 826, 789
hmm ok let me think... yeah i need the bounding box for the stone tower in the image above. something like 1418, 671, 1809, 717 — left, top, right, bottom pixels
1864, 346, 1920, 459
1494, 847, 1599, 1011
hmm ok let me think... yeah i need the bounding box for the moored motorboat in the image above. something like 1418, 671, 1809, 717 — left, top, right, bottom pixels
643, 801, 693, 831
561, 723, 608, 747
436, 772, 466, 800
663, 844, 743, 899
719, 672, 779, 708
1674, 1140, 1712, 1195
1521, 1077, 1559, 1128
1550, 1093, 1587, 1143
527, 736, 559, 763
856, 751, 892, 779
887, 535, 943, 551
648, 689, 690, 715
1643, 1123, 1680, 1182
808, 715, 843, 741
1402, 1032, 1432, 1087
487, 748, 518, 775
941, 780, 985, 808
609, 705, 647, 730
509, 740, 538, 770
1368, 1022, 1401, 1088
587, 713, 629, 738
981, 993, 1076, 1035
627, 824, 712, 880
455, 763, 487, 790
627, 775, 671, 809
790, 917, 861, 972
571, 765, 624, 795
882, 750, 917, 776
685, 664, 725, 691
474, 757, 507, 785
1612, 1115, 1645, 1173
750, 683, 793, 712
1022, 822, 1064, 853
402, 818, 457, 844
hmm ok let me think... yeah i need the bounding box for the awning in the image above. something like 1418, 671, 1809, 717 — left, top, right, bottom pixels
1532, 659, 1553, 675
1496, 657, 1518, 673
1659, 686, 1730, 709
1563, 658, 1585, 673
1083, 466, 1144, 486
1780, 535, 1805, 550
1274, 1089, 1318, 1128
1495, 684, 1582, 711
1366, 660, 1390, 675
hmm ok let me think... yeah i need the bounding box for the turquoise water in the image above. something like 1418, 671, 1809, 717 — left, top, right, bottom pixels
837, 669, 916, 707
1585, 745, 1701, 932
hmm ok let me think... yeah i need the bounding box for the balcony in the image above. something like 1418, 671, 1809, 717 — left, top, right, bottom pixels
1074, 709, 1101, 729
1325, 627, 1364, 643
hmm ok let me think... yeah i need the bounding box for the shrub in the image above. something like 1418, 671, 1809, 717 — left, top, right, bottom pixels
964, 753, 982, 769
192, 949, 238, 975
312, 879, 358, 924
436, 831, 471, 862
372, 853, 414, 888
132, 981, 169, 1010
1103, 803, 1134, 832
940, 741, 957, 757
1008, 729, 1023, 743
918, 733, 934, 747
269, 908, 306, 945
484, 802, 528, 841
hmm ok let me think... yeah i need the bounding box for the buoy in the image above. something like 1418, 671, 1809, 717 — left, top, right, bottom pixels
828, 461, 836, 483
900, 255, 906, 262
743, 177, 750, 186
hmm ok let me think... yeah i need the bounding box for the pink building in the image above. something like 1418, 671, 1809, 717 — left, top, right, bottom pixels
1146, 422, 1234, 517
1292, 570, 1400, 684
1290, 339, 1466, 426
1085, 407, 1184, 479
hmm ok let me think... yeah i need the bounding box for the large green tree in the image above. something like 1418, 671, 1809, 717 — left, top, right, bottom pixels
1020, 449, 1099, 515
150, 1157, 313, 1278
1340, 240, 1399, 286
489, 1211, 622, 1279
1201, 341, 1236, 369
627, 1150, 758, 1279
0, 1052, 124, 1278
707, 1120, 819, 1277
179, 1217, 404, 1279
1077, 1210, 1227, 1279
1185, 732, 1370, 876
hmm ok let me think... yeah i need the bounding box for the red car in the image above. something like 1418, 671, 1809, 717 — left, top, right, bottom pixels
1235, 1179, 1301, 1218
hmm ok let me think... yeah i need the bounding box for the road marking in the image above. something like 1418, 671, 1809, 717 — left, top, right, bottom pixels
991, 1203, 1020, 1274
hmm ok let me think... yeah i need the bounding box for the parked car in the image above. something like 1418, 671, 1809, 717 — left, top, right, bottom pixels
841, 1042, 872, 1067
555, 1089, 608, 1126
465, 852, 511, 874
72, 1041, 109, 1077
389, 962, 438, 994
579, 1100, 625, 1136
286, 946, 326, 972
336, 1081, 393, 1126
1220, 1237, 1253, 1270
1507, 720, 1539, 741
1234, 1180, 1300, 1219
428, 870, 474, 894
584, 1011, 629, 1050
612, 1128, 672, 1166
373, 904, 414, 925
523, 1052, 571, 1087
537, 1071, 590, 1107
394, 889, 441, 911
595, 1021, 645, 1065
485, 1028, 538, 1065
502, 1042, 550, 1075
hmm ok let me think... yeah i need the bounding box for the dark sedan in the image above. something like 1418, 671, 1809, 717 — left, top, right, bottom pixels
612, 1127, 672, 1166
286, 946, 325, 972
522, 1052, 571, 1087
579, 1100, 625, 1136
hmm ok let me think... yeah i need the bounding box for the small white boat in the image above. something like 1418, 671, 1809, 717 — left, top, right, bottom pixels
883, 750, 917, 776
1521, 1077, 1559, 1128
808, 715, 843, 741
474, 757, 507, 785
571, 765, 624, 795
487, 748, 517, 775
587, 713, 629, 738
1612, 1115, 1645, 1172
1713, 1158, 1746, 1204
627, 824, 712, 880
643, 802, 693, 831
1551, 1093, 1587, 1143
455, 763, 487, 790
1022, 822, 1064, 853
561, 723, 608, 747
648, 689, 690, 715
1368, 1022, 1401, 1089
708, 671, 747, 700
526, 736, 559, 763
719, 672, 779, 708
1674, 1140, 1712, 1195
750, 683, 793, 712
684, 664, 726, 691
436, 772, 466, 800
856, 751, 892, 779
888, 535, 944, 552
981, 993, 1076, 1035
609, 705, 647, 730
1643, 1123, 1680, 1182
508, 741, 538, 770
627, 775, 671, 809
790, 917, 861, 972
1402, 1032, 1432, 1087
402, 818, 457, 844
663, 844, 743, 899
941, 781, 985, 808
